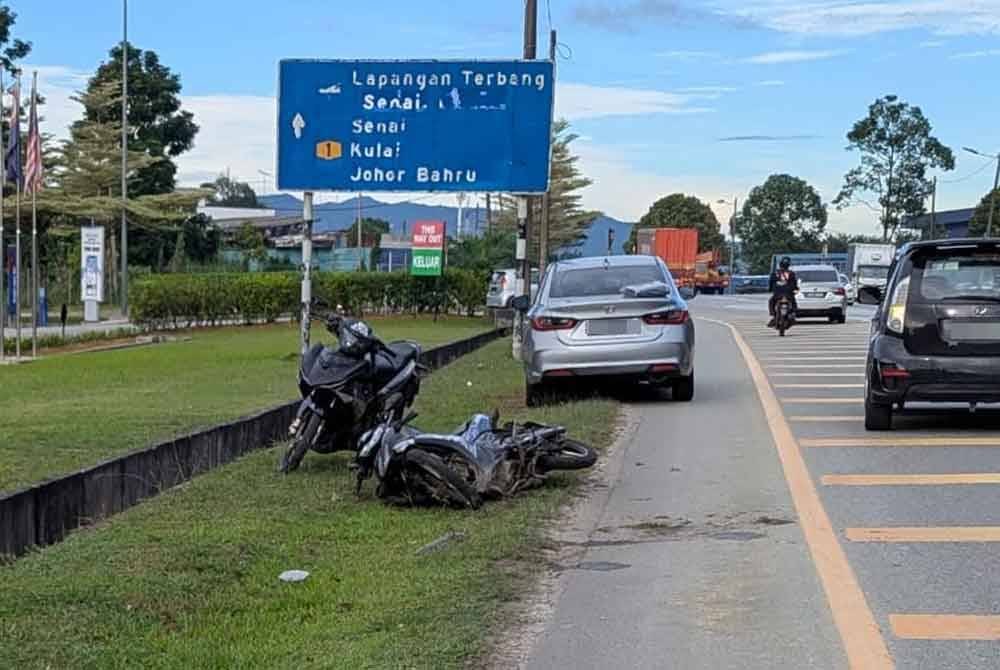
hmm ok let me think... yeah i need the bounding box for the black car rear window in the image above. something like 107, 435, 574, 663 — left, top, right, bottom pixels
549, 265, 665, 298
914, 252, 1000, 301
796, 269, 839, 283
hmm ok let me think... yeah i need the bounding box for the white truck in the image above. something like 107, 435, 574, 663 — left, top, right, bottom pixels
847, 243, 895, 294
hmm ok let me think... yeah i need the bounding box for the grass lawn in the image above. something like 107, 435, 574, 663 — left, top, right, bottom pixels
0, 317, 489, 493
0, 340, 619, 669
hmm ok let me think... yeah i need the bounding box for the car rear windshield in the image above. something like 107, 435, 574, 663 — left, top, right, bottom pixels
859, 266, 889, 280
549, 265, 665, 298
914, 252, 1000, 301
796, 269, 839, 283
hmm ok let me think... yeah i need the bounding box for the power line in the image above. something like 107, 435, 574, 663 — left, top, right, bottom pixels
940, 159, 994, 184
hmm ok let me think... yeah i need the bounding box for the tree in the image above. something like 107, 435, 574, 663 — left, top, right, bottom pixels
0, 5, 31, 74
345, 217, 390, 247
447, 229, 516, 273
200, 174, 259, 208
234, 223, 267, 268
494, 119, 600, 256
739, 174, 828, 273
969, 187, 1000, 238
628, 193, 723, 253
834, 95, 954, 241
86, 44, 199, 195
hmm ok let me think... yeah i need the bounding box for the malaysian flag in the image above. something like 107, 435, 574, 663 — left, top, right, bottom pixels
4, 80, 20, 188
24, 77, 42, 193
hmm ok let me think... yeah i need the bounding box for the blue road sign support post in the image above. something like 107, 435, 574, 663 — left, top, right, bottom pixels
512, 197, 528, 360
300, 192, 313, 358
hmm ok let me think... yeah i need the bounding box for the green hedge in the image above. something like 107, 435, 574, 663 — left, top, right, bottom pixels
130, 270, 489, 328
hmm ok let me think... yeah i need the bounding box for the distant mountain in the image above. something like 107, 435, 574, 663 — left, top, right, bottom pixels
258, 194, 488, 237
562, 216, 634, 258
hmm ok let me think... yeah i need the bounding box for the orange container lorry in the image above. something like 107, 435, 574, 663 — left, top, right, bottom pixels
635, 227, 698, 288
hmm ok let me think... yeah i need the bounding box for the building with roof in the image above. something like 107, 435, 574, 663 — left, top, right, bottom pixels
904, 208, 976, 239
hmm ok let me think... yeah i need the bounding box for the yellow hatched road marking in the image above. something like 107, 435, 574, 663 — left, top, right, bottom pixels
891, 615, 1000, 640
782, 398, 864, 404
775, 384, 863, 389
825, 473, 1000, 486
847, 527, 1000, 542
768, 364, 865, 369
803, 436, 1000, 448
789, 416, 864, 422
771, 373, 863, 378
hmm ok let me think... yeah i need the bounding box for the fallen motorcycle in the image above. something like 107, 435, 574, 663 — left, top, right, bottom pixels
353, 411, 598, 508
279, 309, 422, 473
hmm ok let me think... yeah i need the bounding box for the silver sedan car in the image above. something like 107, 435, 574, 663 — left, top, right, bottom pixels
513, 255, 696, 405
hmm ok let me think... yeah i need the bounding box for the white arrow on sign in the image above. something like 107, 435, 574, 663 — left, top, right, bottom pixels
292, 113, 306, 139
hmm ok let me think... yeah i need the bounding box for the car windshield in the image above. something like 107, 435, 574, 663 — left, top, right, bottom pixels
915, 253, 1000, 301
796, 269, 839, 284
859, 266, 889, 280
549, 264, 665, 298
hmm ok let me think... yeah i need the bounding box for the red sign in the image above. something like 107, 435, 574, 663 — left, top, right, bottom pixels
412, 221, 445, 249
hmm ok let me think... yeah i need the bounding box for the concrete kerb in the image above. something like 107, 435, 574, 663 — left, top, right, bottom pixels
0, 327, 507, 561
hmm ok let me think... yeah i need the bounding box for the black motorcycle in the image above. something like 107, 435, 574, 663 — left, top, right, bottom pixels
279, 311, 422, 473
353, 411, 598, 508
774, 295, 795, 337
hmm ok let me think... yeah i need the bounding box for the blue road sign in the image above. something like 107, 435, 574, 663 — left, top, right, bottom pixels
277, 59, 554, 193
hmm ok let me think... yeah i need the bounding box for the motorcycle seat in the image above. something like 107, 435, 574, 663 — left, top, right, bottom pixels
374, 341, 420, 382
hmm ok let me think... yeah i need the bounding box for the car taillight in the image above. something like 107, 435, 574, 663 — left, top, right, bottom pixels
834, 287, 846, 296
531, 316, 578, 331
886, 277, 909, 334
643, 310, 689, 325
499, 275, 507, 289
880, 364, 910, 379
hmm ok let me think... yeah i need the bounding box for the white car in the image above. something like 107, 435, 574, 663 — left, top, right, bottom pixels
487, 268, 539, 309
793, 264, 848, 324
838, 272, 856, 305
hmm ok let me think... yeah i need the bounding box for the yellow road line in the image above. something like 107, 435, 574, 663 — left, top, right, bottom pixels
768, 364, 865, 369
700, 317, 893, 669
771, 373, 864, 378
763, 357, 867, 362
775, 384, 864, 389
783, 398, 864, 404
789, 416, 864, 422
891, 615, 1000, 640
825, 473, 1000, 486
847, 527, 1000, 542
803, 437, 1000, 448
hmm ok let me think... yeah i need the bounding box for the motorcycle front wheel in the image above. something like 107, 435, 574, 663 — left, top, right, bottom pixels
278, 412, 322, 474
537, 438, 598, 472
404, 449, 481, 509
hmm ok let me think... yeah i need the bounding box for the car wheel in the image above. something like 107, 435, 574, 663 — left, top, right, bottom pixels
864, 394, 892, 431
672, 372, 694, 402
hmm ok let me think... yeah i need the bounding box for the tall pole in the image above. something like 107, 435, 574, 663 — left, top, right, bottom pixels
513, 0, 538, 360
30, 71, 36, 358
301, 192, 313, 357
120, 0, 129, 316
14, 105, 20, 360
987, 155, 999, 239
356, 192, 363, 269
485, 193, 492, 234
729, 197, 738, 294
929, 176, 937, 240
538, 29, 556, 277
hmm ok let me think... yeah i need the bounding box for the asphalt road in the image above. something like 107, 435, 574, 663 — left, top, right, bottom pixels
524, 295, 1000, 669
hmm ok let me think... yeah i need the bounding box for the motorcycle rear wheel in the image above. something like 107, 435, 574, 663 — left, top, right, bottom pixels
278, 413, 322, 474
538, 438, 598, 472
404, 449, 481, 509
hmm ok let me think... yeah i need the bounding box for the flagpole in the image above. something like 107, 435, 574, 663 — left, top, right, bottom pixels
30, 70, 37, 359
13, 74, 20, 360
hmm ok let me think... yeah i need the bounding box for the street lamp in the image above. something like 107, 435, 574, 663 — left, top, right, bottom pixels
718, 197, 739, 294
963, 147, 1000, 238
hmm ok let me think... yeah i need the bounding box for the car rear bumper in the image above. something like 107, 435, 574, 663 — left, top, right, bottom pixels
486, 293, 510, 308
869, 336, 1000, 404
524, 338, 694, 384
795, 296, 846, 317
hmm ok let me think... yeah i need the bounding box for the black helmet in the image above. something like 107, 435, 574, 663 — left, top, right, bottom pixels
779, 256, 792, 270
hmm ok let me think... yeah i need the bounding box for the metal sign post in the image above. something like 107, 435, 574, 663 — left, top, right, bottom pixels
300, 191, 313, 358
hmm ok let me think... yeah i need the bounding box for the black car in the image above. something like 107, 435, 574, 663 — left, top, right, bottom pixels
858, 239, 1000, 430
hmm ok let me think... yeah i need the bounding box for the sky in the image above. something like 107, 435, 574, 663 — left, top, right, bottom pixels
11, 0, 1000, 235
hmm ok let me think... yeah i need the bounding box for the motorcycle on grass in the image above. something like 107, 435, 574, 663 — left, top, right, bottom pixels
279, 310, 422, 474
353, 411, 598, 508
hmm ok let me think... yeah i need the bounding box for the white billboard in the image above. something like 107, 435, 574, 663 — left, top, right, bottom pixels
81, 226, 105, 303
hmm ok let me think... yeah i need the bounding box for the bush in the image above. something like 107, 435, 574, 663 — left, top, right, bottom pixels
130, 269, 489, 328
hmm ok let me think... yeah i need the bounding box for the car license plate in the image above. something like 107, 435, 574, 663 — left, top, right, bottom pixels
942, 320, 1000, 341
586, 318, 633, 336
806, 292, 825, 298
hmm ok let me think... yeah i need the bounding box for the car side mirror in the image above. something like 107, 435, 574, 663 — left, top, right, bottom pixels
857, 286, 882, 305
510, 295, 531, 312
678, 286, 696, 301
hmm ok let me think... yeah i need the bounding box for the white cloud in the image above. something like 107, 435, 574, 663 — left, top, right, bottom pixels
742, 49, 845, 64
950, 48, 1000, 59
179, 94, 276, 186
920, 40, 947, 47
726, 1, 1000, 38
556, 82, 716, 120
755, 79, 786, 86
27, 65, 90, 142
656, 50, 721, 60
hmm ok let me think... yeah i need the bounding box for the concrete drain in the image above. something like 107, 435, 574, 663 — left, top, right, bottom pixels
575, 561, 631, 572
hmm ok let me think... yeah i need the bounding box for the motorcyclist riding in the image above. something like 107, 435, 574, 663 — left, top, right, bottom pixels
767, 257, 799, 328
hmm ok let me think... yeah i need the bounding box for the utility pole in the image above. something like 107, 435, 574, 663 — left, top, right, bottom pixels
485, 193, 492, 234
929, 176, 937, 240
120, 0, 129, 316
513, 0, 538, 360
729, 197, 738, 294
963, 147, 1000, 238
356, 193, 363, 269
